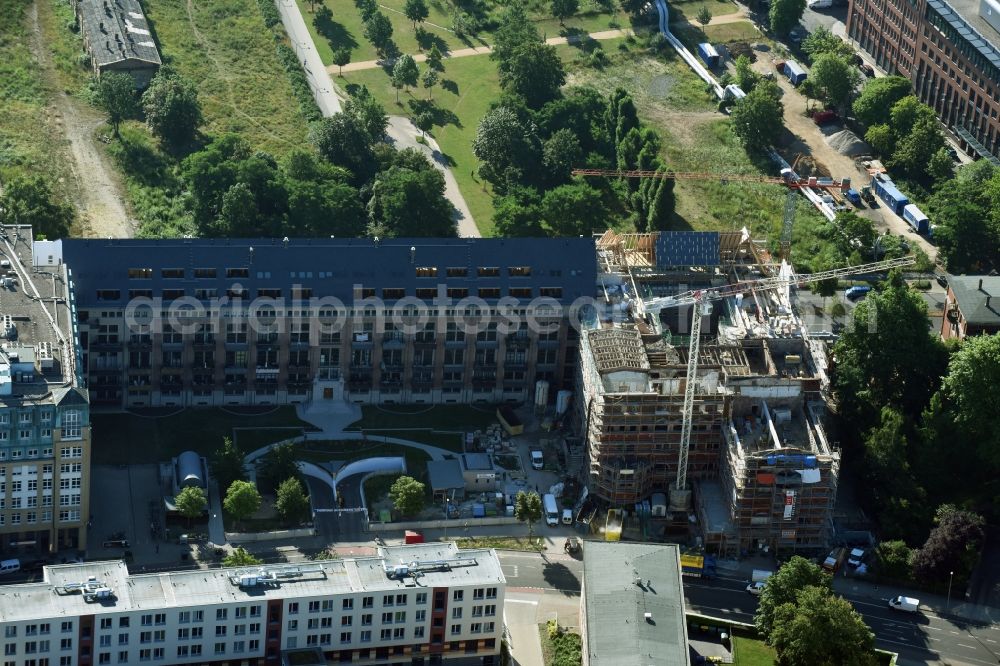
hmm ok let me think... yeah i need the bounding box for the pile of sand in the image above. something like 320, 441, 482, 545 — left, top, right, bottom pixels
824, 129, 871, 157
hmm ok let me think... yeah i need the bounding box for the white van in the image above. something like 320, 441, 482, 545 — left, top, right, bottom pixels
0, 559, 20, 575
561, 508, 573, 525
530, 450, 544, 470
543, 494, 559, 527
888, 596, 920, 612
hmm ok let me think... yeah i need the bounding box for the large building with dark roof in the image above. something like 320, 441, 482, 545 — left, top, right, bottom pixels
941, 274, 1000, 339
847, 0, 1000, 162
76, 0, 161, 87
33, 236, 596, 409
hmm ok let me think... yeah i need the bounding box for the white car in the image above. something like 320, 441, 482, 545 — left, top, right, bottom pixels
530, 450, 544, 470
848, 548, 866, 567
746, 581, 767, 596
808, 0, 833, 7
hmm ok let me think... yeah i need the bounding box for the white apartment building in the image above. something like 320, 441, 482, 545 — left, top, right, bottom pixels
0, 544, 505, 666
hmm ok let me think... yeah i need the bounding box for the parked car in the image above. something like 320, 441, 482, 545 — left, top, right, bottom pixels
861, 64, 876, 77
813, 110, 840, 125
888, 596, 920, 612
789, 29, 804, 43
848, 548, 866, 567
936, 274, 949, 288
530, 450, 544, 470
746, 581, 767, 596
845, 285, 872, 301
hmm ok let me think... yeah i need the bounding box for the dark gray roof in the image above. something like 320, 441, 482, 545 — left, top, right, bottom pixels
426, 459, 464, 490
927, 0, 1000, 73
58, 237, 597, 308
462, 453, 493, 471
52, 386, 90, 407
583, 542, 689, 666
950, 275, 1000, 325
78, 0, 161, 68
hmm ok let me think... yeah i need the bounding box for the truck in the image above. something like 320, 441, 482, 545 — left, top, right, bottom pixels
821, 546, 848, 572
784, 60, 807, 86
680, 553, 718, 578
888, 596, 920, 612
871, 174, 909, 215
902, 203, 930, 234
543, 493, 559, 527
697, 42, 721, 68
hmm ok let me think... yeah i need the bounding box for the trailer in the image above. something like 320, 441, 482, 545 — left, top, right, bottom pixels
784, 60, 807, 85
902, 203, 930, 233
871, 174, 909, 215
697, 42, 721, 68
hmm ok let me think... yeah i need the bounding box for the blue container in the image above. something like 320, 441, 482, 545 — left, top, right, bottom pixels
902, 204, 930, 233
871, 176, 909, 215
697, 42, 721, 68
784, 61, 807, 85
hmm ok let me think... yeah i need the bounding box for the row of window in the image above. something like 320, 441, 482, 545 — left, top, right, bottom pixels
127, 266, 549, 280
102, 286, 568, 302
0, 509, 78, 525
0, 412, 53, 425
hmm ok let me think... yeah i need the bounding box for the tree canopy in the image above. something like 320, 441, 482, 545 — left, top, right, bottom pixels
223, 547, 263, 567
809, 53, 860, 111
491, 2, 541, 77
472, 106, 542, 191
210, 437, 246, 494
730, 80, 784, 151
912, 505, 985, 584
770, 586, 876, 665
852, 77, 913, 127
175, 486, 207, 523
514, 490, 543, 536
310, 113, 377, 180
404, 0, 428, 27
367, 162, 455, 237
223, 481, 262, 527
389, 476, 426, 516
499, 42, 566, 109
754, 556, 832, 637
276, 477, 311, 525
141, 69, 202, 151
769, 0, 806, 35
926, 163, 1000, 272
97, 72, 138, 135
0, 175, 74, 239
801, 26, 855, 62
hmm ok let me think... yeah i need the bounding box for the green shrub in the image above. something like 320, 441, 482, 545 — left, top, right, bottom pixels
256, 0, 282, 28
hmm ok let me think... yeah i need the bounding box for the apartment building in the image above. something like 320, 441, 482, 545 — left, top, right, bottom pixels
0, 227, 90, 557
0, 543, 505, 666
847, 0, 1000, 160
32, 237, 595, 409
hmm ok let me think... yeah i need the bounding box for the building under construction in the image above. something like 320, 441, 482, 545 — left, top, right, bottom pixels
578, 229, 841, 555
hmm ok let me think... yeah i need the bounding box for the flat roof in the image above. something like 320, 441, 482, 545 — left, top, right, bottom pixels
950, 275, 1000, 325
0, 227, 78, 403
927, 0, 1000, 72
0, 545, 504, 623
77, 0, 161, 67
583, 542, 689, 666
427, 459, 465, 490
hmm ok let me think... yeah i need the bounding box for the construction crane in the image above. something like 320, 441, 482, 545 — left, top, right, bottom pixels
571, 168, 854, 192
629, 256, 916, 506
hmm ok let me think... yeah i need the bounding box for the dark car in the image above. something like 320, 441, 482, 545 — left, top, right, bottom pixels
813, 110, 840, 125
936, 274, 948, 288
861, 64, 875, 77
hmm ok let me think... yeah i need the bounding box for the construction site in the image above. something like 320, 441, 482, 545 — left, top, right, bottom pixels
573, 228, 909, 557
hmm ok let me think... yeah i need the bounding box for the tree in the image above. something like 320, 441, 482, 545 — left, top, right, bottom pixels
730, 80, 784, 151
210, 437, 246, 494
734, 54, 759, 93
389, 476, 425, 517
500, 42, 566, 108
770, 586, 876, 665
426, 44, 444, 72
363, 12, 394, 57
332, 47, 352, 76
276, 477, 311, 525
833, 272, 949, 429
404, 0, 428, 28
422, 68, 438, 99
451, 10, 476, 38
912, 505, 985, 583
491, 3, 541, 77
414, 110, 434, 137
926, 172, 998, 272
938, 334, 1000, 470
552, 0, 579, 25
357, 0, 378, 22
540, 182, 605, 235
864, 123, 895, 156
368, 165, 455, 236
754, 556, 832, 638
344, 86, 389, 141
223, 481, 262, 528
256, 443, 300, 494
874, 540, 914, 580
768, 0, 806, 36
542, 128, 583, 184
927, 147, 954, 184
97, 72, 138, 136
833, 211, 877, 258
852, 77, 913, 127
801, 26, 854, 62
696, 6, 711, 26
392, 54, 420, 101
472, 106, 541, 190
860, 407, 928, 540
493, 186, 545, 237
222, 547, 263, 567
809, 53, 860, 111
514, 490, 543, 537
891, 115, 946, 180
175, 486, 207, 526
310, 113, 376, 179
619, 0, 649, 18
141, 70, 202, 150
0, 175, 74, 239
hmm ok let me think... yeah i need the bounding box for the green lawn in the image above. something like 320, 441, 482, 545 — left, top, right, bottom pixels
91, 407, 311, 464
304, 0, 623, 66
733, 635, 777, 666
667, 0, 741, 22
141, 0, 311, 155
348, 403, 499, 431
673, 18, 763, 51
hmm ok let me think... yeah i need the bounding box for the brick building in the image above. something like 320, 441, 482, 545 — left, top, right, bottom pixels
847, 0, 1000, 161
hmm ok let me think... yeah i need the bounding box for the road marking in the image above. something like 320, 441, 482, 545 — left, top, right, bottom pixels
986, 638, 996, 643
505, 599, 539, 606
957, 643, 978, 650
501, 565, 519, 577
951, 630, 961, 634
925, 625, 942, 631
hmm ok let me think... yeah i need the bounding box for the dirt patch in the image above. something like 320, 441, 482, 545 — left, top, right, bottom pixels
28, 0, 133, 237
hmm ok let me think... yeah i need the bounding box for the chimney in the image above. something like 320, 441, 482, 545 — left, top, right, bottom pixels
979, 278, 984, 291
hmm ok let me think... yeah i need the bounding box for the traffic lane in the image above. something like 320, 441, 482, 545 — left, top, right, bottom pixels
498, 551, 582, 594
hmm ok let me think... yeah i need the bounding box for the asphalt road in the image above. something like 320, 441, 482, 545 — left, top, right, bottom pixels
684, 574, 1000, 666
498, 551, 583, 594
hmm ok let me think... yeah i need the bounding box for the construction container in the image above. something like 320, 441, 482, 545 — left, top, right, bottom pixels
556, 390, 573, 415
697, 42, 721, 68
845, 188, 862, 206
902, 203, 930, 233
404, 530, 424, 544
534, 379, 549, 410
871, 175, 909, 215
784, 60, 807, 85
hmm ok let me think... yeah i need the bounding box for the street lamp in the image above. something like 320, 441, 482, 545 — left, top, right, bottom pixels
947, 570, 954, 611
